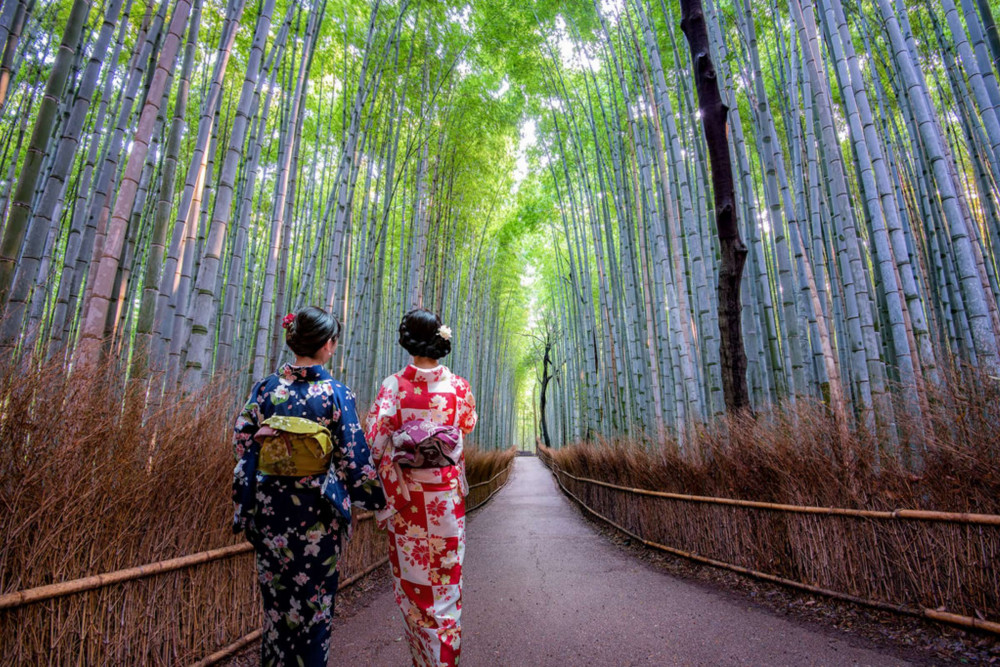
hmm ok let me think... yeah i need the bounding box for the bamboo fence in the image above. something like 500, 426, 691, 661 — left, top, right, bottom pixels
465, 462, 514, 512
538, 449, 1000, 636
0, 510, 387, 665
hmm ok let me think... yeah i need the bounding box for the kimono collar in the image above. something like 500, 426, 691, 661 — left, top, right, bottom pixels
402, 363, 451, 384
279, 363, 331, 383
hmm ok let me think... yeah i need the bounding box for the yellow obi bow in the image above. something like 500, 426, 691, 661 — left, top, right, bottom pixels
254, 416, 334, 476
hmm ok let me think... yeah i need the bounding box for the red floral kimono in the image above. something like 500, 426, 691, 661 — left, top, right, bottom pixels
365, 364, 477, 666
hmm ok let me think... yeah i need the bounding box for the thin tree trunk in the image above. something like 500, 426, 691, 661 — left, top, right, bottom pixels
680, 0, 749, 413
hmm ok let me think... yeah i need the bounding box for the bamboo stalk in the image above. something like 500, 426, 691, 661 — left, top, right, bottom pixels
339, 554, 389, 588
551, 466, 1000, 525
466, 467, 512, 512
549, 461, 1000, 636
188, 630, 262, 667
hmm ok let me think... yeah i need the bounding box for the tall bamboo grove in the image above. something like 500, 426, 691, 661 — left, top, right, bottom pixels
527, 0, 1000, 463
4, 0, 1000, 464
0, 0, 526, 449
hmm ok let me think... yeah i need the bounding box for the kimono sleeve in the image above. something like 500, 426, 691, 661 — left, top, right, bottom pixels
456, 378, 478, 435
331, 386, 386, 511
232, 380, 266, 533
364, 377, 400, 463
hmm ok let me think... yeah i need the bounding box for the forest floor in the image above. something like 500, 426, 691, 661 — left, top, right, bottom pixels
226, 456, 997, 665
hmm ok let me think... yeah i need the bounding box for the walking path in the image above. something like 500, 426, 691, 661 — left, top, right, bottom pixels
328, 457, 912, 666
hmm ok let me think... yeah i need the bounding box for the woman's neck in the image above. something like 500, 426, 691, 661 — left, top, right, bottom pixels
411, 356, 439, 369
293, 356, 324, 367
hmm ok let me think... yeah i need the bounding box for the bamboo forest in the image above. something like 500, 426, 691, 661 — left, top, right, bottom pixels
1, 0, 999, 664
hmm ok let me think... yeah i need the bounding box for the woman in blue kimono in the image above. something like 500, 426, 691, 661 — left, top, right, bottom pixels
232, 306, 385, 667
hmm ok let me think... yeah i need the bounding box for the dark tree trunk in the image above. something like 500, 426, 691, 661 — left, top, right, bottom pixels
679, 0, 750, 413
539, 331, 553, 449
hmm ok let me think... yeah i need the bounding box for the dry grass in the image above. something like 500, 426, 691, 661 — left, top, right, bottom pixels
540, 371, 1000, 625
465, 446, 515, 486
465, 446, 516, 510
0, 357, 256, 664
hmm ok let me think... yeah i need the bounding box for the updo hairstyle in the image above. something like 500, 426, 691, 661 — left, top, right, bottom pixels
285, 306, 340, 357
398, 308, 451, 359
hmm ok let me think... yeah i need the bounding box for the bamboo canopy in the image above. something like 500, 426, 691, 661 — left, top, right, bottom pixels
0, 0, 998, 451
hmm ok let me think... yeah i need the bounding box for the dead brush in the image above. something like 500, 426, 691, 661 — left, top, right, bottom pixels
0, 357, 256, 664
465, 446, 516, 510
541, 370, 1000, 626
465, 446, 516, 483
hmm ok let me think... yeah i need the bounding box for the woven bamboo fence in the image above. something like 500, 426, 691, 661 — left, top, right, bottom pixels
466, 462, 514, 511
0, 510, 388, 665
538, 447, 1000, 635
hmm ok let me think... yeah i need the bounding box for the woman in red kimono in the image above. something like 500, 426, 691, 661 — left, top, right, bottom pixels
365, 308, 477, 667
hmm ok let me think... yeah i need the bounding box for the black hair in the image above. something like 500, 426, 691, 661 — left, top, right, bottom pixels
398, 308, 451, 359
286, 306, 340, 357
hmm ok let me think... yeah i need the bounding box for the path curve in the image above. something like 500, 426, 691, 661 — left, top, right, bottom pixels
328, 457, 911, 666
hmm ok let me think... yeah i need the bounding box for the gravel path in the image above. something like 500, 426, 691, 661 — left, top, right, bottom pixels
327, 457, 913, 666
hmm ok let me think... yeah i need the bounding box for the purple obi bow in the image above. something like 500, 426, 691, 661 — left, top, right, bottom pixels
390, 420, 462, 468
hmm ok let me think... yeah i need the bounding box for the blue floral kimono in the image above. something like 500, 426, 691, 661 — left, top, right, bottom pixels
233, 363, 385, 667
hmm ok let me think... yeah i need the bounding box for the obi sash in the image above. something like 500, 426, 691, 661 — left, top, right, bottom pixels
378, 421, 466, 508
254, 415, 333, 476
391, 420, 463, 468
